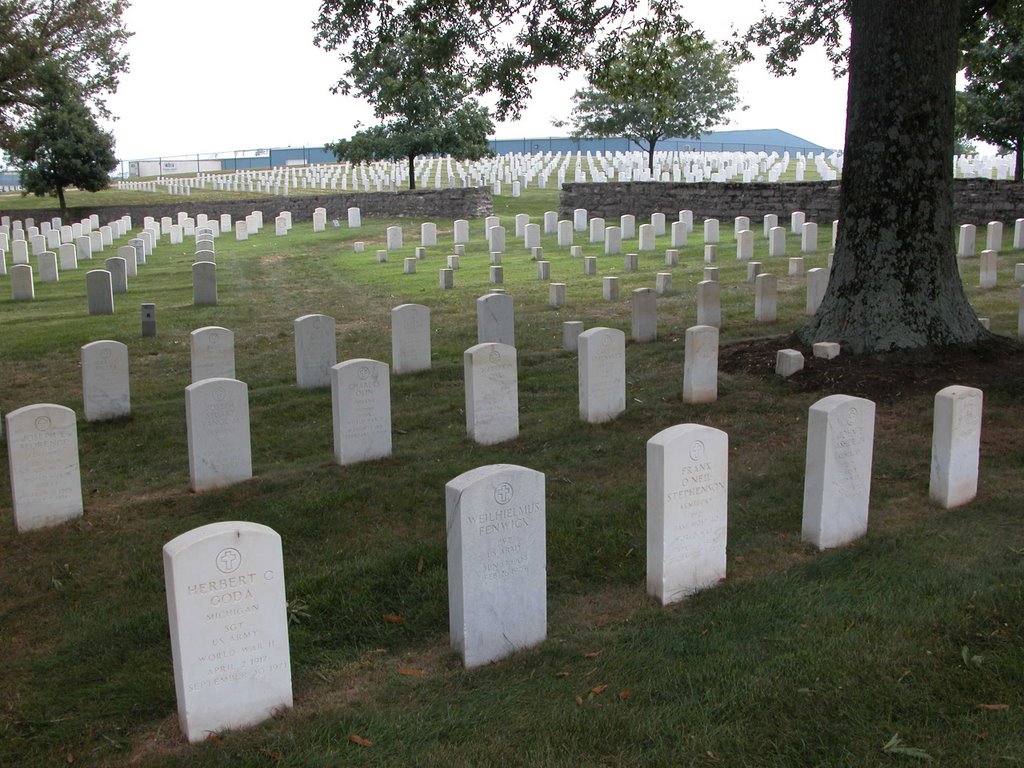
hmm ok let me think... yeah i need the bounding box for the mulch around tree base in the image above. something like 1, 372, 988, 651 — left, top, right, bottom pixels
719, 334, 1024, 403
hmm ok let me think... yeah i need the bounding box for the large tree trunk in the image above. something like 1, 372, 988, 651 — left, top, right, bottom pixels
798, 0, 987, 353
408, 153, 416, 190
57, 187, 67, 220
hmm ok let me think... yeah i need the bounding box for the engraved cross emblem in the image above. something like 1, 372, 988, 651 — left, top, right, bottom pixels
216, 548, 241, 573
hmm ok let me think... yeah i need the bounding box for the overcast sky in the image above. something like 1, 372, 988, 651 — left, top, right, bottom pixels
101, 0, 852, 162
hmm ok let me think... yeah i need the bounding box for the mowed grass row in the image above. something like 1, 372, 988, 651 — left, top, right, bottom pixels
0, 188, 1021, 767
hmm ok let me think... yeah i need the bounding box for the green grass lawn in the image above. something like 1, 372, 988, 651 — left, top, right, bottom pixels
0, 188, 1020, 767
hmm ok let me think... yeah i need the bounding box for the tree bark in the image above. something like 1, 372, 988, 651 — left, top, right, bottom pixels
408, 152, 417, 190
798, 0, 987, 353
648, 138, 657, 176
57, 186, 67, 220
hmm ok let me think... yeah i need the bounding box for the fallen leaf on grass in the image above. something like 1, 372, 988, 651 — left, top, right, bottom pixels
882, 733, 932, 761
382, 613, 405, 624
574, 695, 584, 706
397, 666, 426, 677
582, 650, 602, 658
258, 747, 282, 760
205, 734, 223, 745
590, 684, 608, 696
555, 671, 570, 678
619, 689, 631, 699
417, 557, 424, 573
65, 755, 74, 764
349, 734, 373, 747
975, 703, 1009, 711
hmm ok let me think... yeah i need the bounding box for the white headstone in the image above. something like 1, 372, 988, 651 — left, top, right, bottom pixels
162, 521, 292, 742
696, 280, 721, 327
929, 385, 982, 509
81, 340, 131, 421
985, 220, 1003, 252
446, 464, 546, 668
454, 219, 470, 244
754, 273, 778, 322
293, 314, 337, 389
683, 325, 719, 404
476, 293, 515, 347
806, 268, 828, 315
331, 358, 392, 465
191, 326, 236, 383
38, 251, 59, 282
391, 303, 431, 374
801, 394, 876, 550
185, 378, 253, 491
464, 342, 519, 445
646, 424, 728, 605
193, 261, 217, 306
631, 287, 657, 342
386, 225, 403, 250
421, 222, 437, 247
736, 229, 754, 260
5, 404, 83, 531
578, 327, 626, 423
801, 222, 819, 253
704, 219, 720, 244
958, 223, 976, 257
11, 263, 34, 300
85, 269, 113, 314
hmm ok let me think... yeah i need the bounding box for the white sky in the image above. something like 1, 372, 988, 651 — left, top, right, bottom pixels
101, 0, 851, 161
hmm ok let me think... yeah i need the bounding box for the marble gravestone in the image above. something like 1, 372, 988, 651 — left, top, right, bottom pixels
331, 358, 392, 465
391, 303, 431, 374
81, 341, 131, 421
647, 424, 728, 605
293, 314, 337, 389
163, 521, 292, 743
683, 325, 719, 404
446, 464, 546, 668
929, 385, 982, 509
191, 326, 236, 383
185, 378, 253, 492
801, 394, 876, 550
577, 327, 626, 423
6, 404, 83, 531
476, 293, 515, 347
464, 342, 519, 445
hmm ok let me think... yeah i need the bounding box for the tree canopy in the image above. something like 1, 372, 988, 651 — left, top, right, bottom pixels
956, 5, 1024, 180
0, 0, 131, 149
11, 65, 118, 217
562, 20, 741, 174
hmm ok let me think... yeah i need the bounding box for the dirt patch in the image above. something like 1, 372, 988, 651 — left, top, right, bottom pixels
720, 334, 1024, 404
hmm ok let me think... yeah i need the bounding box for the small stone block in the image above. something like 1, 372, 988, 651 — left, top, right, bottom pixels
812, 342, 840, 360
776, 349, 805, 377
141, 303, 157, 337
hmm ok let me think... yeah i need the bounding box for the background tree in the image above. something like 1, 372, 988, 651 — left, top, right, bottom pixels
315, 0, 1009, 353
562, 20, 741, 175
326, 100, 493, 190
0, 0, 131, 150
11, 66, 118, 218
319, 24, 493, 189
956, 5, 1024, 181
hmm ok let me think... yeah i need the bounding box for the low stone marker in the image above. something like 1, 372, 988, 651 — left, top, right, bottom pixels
81, 340, 131, 421
86, 270, 114, 314
776, 349, 805, 377
578, 327, 626, 423
813, 342, 840, 359
446, 464, 546, 668
391, 303, 431, 374
6, 404, 83, 532
929, 385, 982, 508
704, 245, 717, 263
562, 320, 584, 351
191, 326, 236, 382
549, 282, 566, 307
294, 314, 337, 389
476, 293, 515, 347
801, 394, 876, 550
193, 261, 217, 306
331, 358, 392, 465
464, 342, 519, 445
603, 276, 620, 301
683, 325, 719, 404
439, 268, 454, 289
162, 521, 292, 743
656, 272, 672, 294
185, 377, 253, 492
646, 423, 728, 605
789, 257, 805, 276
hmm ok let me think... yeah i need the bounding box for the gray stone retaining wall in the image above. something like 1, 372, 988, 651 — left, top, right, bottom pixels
560, 179, 1024, 225
4, 186, 493, 225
